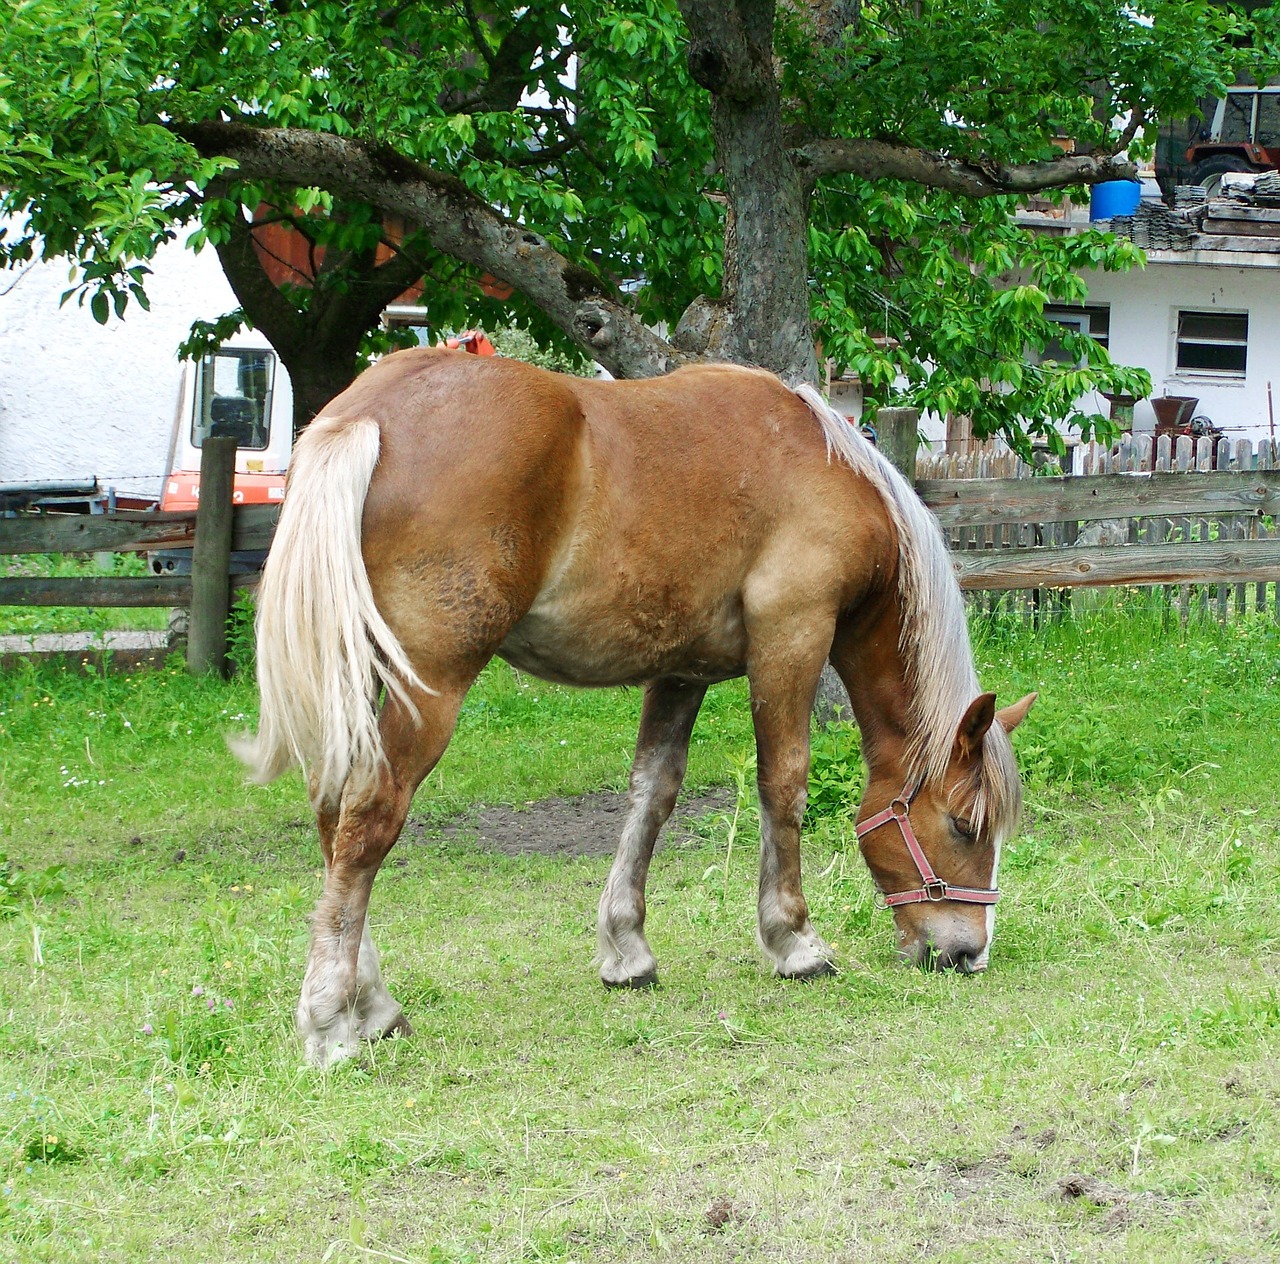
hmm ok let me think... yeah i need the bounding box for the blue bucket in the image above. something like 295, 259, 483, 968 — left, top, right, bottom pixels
1089, 180, 1142, 221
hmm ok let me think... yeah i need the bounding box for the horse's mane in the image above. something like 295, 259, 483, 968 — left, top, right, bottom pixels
794, 386, 1021, 839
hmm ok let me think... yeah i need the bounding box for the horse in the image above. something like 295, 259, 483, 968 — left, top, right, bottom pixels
234, 347, 1035, 1067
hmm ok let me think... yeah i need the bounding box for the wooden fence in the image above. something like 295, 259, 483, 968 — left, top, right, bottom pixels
916, 433, 1280, 619
1, 439, 279, 674
5, 432, 1280, 673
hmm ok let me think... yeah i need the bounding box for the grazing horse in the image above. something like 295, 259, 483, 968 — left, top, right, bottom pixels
235, 348, 1035, 1067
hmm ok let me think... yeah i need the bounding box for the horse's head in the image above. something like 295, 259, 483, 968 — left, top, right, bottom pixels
856, 691, 1036, 973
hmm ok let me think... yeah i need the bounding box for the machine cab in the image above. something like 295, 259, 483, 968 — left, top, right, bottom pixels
159, 344, 292, 513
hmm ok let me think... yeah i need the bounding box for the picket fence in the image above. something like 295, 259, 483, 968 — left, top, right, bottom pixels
915, 433, 1280, 620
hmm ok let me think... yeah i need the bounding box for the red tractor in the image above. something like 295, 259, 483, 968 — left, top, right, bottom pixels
1185, 86, 1280, 195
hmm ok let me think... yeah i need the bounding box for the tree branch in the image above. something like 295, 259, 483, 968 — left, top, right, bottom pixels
178, 121, 688, 379
794, 136, 1138, 195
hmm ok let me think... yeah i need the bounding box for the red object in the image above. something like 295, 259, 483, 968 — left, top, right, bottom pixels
160, 470, 286, 513
444, 330, 497, 356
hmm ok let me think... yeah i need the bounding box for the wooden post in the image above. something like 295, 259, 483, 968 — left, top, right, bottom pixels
874, 406, 921, 483
187, 436, 237, 677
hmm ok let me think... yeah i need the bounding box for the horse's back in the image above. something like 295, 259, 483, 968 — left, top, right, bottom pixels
324, 349, 892, 684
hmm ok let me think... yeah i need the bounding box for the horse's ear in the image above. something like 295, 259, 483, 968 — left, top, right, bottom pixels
953, 692, 997, 761
996, 692, 1037, 734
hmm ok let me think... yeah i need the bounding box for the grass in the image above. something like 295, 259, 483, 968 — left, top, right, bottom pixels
1, 603, 1278, 1262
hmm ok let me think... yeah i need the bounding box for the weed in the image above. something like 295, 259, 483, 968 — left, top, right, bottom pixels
0, 855, 65, 917
806, 720, 864, 824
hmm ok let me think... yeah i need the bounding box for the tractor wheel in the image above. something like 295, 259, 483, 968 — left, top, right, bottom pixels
1191, 154, 1258, 199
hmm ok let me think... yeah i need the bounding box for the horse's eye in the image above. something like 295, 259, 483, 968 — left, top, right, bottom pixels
953, 816, 975, 839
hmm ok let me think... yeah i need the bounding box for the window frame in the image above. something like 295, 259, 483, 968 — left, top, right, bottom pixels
1174, 309, 1249, 380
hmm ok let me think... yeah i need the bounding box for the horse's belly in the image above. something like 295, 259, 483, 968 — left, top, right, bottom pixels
497, 594, 747, 687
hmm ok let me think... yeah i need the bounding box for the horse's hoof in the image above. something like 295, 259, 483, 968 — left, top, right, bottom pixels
602, 970, 659, 990
377, 1012, 414, 1040
778, 957, 837, 981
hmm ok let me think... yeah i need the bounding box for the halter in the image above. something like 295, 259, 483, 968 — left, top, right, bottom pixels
854, 775, 1000, 908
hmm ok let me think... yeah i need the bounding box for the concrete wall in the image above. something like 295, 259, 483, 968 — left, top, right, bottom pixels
0, 228, 244, 499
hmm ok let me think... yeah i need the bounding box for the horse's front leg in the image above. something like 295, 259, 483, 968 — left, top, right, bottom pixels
598, 677, 708, 987
747, 634, 836, 979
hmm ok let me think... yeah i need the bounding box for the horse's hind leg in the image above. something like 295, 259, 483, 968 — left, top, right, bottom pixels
598, 678, 707, 988
299, 680, 469, 1068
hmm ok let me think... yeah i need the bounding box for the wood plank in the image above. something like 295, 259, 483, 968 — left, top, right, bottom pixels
231, 503, 281, 551
0, 502, 279, 556
1196, 234, 1280, 253
917, 470, 1280, 526
0, 511, 196, 556
0, 574, 259, 607
951, 539, 1280, 591
1202, 202, 1280, 223
1203, 217, 1280, 237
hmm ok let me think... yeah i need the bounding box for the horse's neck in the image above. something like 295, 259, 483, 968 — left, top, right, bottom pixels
830, 592, 915, 781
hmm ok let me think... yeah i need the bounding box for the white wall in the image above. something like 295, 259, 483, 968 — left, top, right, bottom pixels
1081, 256, 1280, 443
0, 228, 242, 499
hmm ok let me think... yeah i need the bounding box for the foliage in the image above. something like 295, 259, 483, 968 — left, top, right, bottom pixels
224, 591, 256, 679
488, 323, 594, 377
805, 720, 865, 825
2, 2, 1272, 443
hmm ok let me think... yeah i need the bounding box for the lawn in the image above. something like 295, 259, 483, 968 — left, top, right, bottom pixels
1, 603, 1277, 1263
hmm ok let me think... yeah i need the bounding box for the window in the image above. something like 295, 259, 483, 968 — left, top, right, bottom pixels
1220, 92, 1255, 144
1033, 305, 1111, 366
192, 349, 275, 450
1175, 311, 1248, 377
1256, 92, 1280, 147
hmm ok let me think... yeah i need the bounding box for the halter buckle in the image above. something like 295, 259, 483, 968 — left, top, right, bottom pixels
923, 879, 948, 902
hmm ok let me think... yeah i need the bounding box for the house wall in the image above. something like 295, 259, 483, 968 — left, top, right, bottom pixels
0, 227, 250, 499
1079, 258, 1280, 443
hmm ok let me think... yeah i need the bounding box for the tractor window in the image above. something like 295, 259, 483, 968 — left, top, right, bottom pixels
192, 350, 274, 450
1220, 93, 1255, 144
1256, 93, 1280, 147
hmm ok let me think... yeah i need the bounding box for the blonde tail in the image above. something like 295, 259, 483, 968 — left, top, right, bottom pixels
231, 415, 430, 805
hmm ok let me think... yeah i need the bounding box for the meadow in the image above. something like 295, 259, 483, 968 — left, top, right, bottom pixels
0, 601, 1277, 1263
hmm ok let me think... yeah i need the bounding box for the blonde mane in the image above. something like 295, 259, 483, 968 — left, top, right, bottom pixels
794, 386, 1021, 838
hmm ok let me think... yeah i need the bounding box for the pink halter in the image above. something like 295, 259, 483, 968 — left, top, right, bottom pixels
855, 777, 1000, 908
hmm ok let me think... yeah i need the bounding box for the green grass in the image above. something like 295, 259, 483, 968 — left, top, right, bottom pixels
1, 606, 1278, 1262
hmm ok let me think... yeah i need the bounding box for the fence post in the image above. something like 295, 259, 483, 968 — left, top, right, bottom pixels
874, 407, 921, 483
187, 436, 237, 677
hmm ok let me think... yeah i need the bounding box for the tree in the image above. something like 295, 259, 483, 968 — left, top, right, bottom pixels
0, 1, 1265, 446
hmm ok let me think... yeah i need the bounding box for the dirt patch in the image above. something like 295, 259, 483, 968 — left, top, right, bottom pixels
406, 789, 731, 858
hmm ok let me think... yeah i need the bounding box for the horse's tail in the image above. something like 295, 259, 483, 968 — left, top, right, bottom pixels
231, 414, 430, 806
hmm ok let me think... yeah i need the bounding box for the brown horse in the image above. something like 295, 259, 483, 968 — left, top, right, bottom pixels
235, 347, 1035, 1067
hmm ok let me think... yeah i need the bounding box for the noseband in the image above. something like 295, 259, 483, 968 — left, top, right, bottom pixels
854, 776, 1000, 908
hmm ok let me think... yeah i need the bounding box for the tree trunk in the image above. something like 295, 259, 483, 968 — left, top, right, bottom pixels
681, 0, 819, 385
